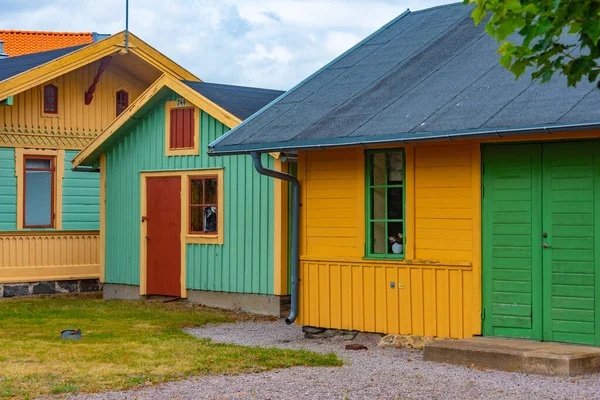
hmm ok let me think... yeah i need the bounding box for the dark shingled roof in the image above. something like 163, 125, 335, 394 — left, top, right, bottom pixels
183, 81, 284, 121
0, 44, 87, 82
209, 2, 600, 155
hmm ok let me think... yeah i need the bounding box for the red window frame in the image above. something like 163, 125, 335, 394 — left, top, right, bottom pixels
189, 176, 218, 234
116, 90, 129, 116
23, 155, 55, 229
43, 84, 58, 114
169, 107, 195, 149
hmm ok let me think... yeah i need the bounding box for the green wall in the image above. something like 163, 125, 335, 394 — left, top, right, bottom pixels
105, 91, 275, 295
0, 148, 99, 232
0, 148, 16, 231
64, 150, 100, 231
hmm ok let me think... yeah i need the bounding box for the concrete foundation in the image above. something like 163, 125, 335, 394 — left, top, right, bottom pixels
0, 279, 101, 298
187, 289, 290, 317
423, 337, 600, 376
102, 284, 290, 317
103, 283, 143, 300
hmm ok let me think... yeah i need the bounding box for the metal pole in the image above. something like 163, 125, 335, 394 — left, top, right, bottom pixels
125, 0, 129, 52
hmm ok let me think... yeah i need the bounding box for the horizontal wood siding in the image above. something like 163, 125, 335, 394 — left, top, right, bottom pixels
0, 148, 16, 230
62, 150, 100, 230
303, 148, 362, 258
0, 231, 99, 283
415, 144, 473, 261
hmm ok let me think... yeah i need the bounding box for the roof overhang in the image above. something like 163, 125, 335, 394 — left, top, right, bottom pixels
208, 121, 600, 156
0, 31, 200, 101
72, 74, 243, 168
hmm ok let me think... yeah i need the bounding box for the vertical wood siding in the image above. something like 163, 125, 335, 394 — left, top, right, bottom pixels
300, 260, 473, 337
0, 61, 145, 149
0, 231, 99, 283
105, 91, 275, 294
297, 144, 479, 338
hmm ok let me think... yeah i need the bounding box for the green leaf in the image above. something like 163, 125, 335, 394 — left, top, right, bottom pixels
583, 20, 600, 45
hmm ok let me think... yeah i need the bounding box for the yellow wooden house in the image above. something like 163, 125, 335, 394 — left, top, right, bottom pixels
0, 31, 198, 296
210, 3, 600, 347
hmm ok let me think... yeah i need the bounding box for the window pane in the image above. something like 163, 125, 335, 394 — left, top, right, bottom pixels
204, 206, 217, 232
370, 153, 386, 186
26, 158, 51, 169
190, 206, 203, 232
371, 221, 386, 254
204, 178, 217, 204
371, 187, 385, 219
387, 187, 403, 220
25, 170, 52, 226
191, 179, 203, 204
387, 152, 403, 184
387, 221, 404, 255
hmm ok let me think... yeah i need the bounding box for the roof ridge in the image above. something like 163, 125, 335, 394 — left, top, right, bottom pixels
410, 1, 466, 14
0, 44, 87, 60
184, 80, 284, 93
208, 8, 413, 150
0, 30, 93, 35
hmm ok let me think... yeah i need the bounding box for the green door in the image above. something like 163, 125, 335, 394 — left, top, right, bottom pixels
483, 142, 600, 345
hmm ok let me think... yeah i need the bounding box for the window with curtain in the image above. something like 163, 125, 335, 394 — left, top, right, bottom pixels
365, 149, 405, 258
189, 176, 218, 234
24, 156, 55, 228
43, 84, 58, 114
116, 90, 129, 116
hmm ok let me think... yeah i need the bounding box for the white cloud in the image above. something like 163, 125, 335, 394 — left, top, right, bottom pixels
0, 0, 454, 89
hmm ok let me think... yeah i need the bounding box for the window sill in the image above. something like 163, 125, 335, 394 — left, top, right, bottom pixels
166, 147, 199, 157
363, 255, 405, 261
185, 234, 223, 245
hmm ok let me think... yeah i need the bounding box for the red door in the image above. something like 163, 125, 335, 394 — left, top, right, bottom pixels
146, 176, 181, 296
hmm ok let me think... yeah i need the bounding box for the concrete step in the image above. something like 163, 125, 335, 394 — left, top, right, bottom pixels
423, 337, 600, 376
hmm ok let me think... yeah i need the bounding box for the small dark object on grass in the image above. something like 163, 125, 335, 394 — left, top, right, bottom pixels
61, 329, 82, 340
345, 343, 367, 351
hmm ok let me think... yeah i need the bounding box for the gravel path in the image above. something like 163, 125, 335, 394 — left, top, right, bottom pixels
65, 321, 600, 400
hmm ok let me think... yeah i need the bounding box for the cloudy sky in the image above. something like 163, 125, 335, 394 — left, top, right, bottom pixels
1, 0, 453, 89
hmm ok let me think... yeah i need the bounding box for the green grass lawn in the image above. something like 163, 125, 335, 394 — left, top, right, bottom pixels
0, 293, 340, 399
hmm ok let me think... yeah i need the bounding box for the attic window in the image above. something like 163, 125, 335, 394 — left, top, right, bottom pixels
116, 90, 129, 116
43, 84, 58, 114
170, 107, 195, 149
164, 100, 199, 156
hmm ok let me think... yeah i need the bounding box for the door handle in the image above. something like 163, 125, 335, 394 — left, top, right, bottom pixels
542, 243, 551, 248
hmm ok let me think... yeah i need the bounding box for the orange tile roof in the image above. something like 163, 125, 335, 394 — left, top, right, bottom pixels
0, 30, 94, 57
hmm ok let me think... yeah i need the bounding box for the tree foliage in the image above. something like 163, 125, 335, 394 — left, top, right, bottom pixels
465, 0, 600, 88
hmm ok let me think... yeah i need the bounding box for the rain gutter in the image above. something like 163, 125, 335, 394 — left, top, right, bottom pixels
209, 121, 600, 156
250, 152, 300, 325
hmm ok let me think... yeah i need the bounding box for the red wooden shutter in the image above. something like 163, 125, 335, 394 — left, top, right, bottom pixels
169, 107, 195, 149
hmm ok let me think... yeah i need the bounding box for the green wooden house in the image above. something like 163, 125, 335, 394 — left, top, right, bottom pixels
72, 75, 291, 315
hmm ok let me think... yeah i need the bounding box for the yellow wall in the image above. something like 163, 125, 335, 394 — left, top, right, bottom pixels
296, 131, 600, 338
297, 143, 481, 338
0, 60, 146, 150
0, 231, 100, 283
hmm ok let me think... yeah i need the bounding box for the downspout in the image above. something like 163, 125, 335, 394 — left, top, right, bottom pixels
250, 151, 299, 325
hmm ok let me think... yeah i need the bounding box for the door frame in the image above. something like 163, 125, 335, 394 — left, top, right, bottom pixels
139, 169, 225, 298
